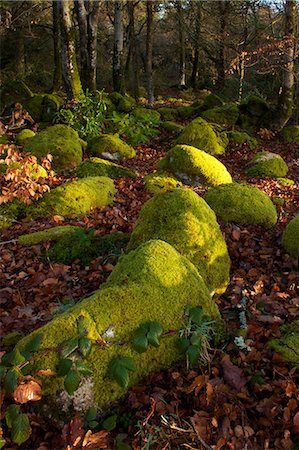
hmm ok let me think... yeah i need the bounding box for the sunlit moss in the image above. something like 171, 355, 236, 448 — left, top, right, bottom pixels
246, 152, 288, 178
87, 134, 136, 161
144, 171, 182, 195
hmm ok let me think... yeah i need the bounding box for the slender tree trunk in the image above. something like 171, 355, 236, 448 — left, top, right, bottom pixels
127, 1, 140, 99
272, 0, 296, 131
60, 0, 84, 100
146, 0, 154, 106
113, 0, 125, 93
52, 0, 63, 92
75, 0, 89, 89
238, 1, 249, 101
216, 1, 230, 88
190, 1, 202, 89
177, 1, 186, 88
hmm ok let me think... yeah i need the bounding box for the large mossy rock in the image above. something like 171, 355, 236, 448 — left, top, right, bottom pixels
109, 92, 136, 113
176, 117, 227, 156
0, 80, 33, 113
16, 239, 221, 410
240, 95, 269, 117
132, 107, 161, 122
144, 171, 182, 195
77, 157, 136, 179
204, 183, 278, 228
282, 125, 299, 143
17, 225, 82, 246
227, 131, 257, 149
269, 319, 299, 368
201, 104, 239, 126
201, 93, 224, 111
246, 152, 288, 178
176, 106, 196, 119
282, 215, 299, 259
24, 124, 83, 171
23, 93, 64, 123
27, 176, 116, 220
158, 144, 232, 186
161, 121, 184, 135
127, 189, 231, 295
157, 107, 179, 121
15, 129, 36, 145
87, 134, 136, 161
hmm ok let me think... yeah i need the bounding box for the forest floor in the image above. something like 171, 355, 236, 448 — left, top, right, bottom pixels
0, 126, 299, 450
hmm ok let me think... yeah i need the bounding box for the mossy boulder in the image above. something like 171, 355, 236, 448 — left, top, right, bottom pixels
23, 94, 45, 122
227, 131, 257, 149
18, 225, 82, 246
26, 176, 116, 220
269, 319, 299, 368
48, 230, 130, 266
282, 215, 299, 259
15, 129, 36, 145
176, 117, 227, 156
0, 161, 47, 180
201, 104, 239, 126
16, 239, 221, 410
177, 106, 196, 119
41, 94, 64, 122
109, 92, 136, 113
0, 80, 33, 113
246, 152, 288, 178
127, 189, 231, 295
157, 107, 179, 121
240, 95, 269, 117
201, 94, 224, 111
204, 183, 278, 228
144, 171, 182, 195
24, 124, 83, 171
158, 145, 232, 186
277, 177, 294, 185
87, 134, 136, 161
282, 125, 299, 143
132, 107, 161, 122
77, 157, 136, 179
161, 121, 184, 135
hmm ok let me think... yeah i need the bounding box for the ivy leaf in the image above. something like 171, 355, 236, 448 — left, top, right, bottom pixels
147, 332, 160, 348
75, 361, 93, 375
5, 404, 20, 428
148, 322, 163, 336
3, 349, 25, 367
121, 357, 136, 372
188, 307, 204, 325
108, 357, 135, 389
0, 365, 7, 381
77, 315, 89, 337
61, 338, 79, 358
4, 368, 20, 393
132, 334, 148, 353
101, 414, 117, 431
177, 338, 190, 354
24, 334, 42, 353
57, 358, 73, 376
85, 406, 97, 422
21, 363, 34, 376
187, 345, 200, 367
64, 369, 81, 395
190, 334, 202, 347
79, 337, 92, 357
11, 414, 31, 445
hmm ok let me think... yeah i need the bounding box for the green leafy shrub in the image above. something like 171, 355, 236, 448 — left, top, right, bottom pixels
107, 110, 160, 145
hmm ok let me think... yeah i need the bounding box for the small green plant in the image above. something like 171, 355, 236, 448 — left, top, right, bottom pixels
178, 306, 215, 368
132, 321, 163, 353
107, 111, 160, 145
108, 356, 136, 388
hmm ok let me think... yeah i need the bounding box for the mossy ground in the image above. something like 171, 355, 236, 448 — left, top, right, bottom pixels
18, 225, 83, 246
26, 176, 116, 220
24, 124, 83, 171
144, 171, 182, 195
282, 215, 299, 259
269, 319, 299, 368
87, 134, 136, 160
158, 144, 232, 186
176, 117, 227, 156
16, 240, 221, 409
127, 188, 231, 295
246, 152, 288, 178
204, 182, 278, 228
76, 157, 135, 179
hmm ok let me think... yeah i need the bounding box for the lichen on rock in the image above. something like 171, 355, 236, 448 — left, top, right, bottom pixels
282, 214, 299, 259
158, 144, 232, 186
246, 152, 288, 178
127, 188, 231, 295
87, 134, 136, 161
204, 182, 278, 228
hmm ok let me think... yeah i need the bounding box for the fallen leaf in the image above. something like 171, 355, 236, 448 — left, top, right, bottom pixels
220, 354, 247, 390
82, 430, 109, 449
13, 380, 42, 404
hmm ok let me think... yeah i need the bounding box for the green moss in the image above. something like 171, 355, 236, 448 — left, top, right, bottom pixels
277, 177, 294, 185
201, 94, 224, 111
48, 231, 130, 266
161, 121, 184, 134
269, 319, 299, 368
0, 135, 9, 144
176, 117, 227, 156
201, 104, 239, 126
132, 107, 161, 122
282, 215, 299, 259
282, 125, 299, 143
87, 134, 136, 161
144, 172, 182, 195
26, 176, 116, 220
0, 80, 33, 112
157, 107, 179, 121
227, 131, 257, 149
15, 129, 36, 145
246, 152, 288, 178
24, 124, 83, 171
109, 92, 136, 113
158, 144, 232, 186
204, 183, 278, 228
176, 106, 196, 119
24, 94, 45, 122
42, 94, 64, 122
2, 331, 23, 351
0, 161, 46, 180
0, 200, 27, 230
240, 95, 269, 117
77, 157, 136, 179
127, 189, 231, 295
16, 239, 221, 409
18, 225, 82, 246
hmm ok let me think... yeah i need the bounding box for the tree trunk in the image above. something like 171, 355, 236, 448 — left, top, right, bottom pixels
190, 1, 202, 89
60, 0, 84, 100
216, 1, 230, 88
52, 0, 63, 92
272, 0, 296, 131
113, 0, 125, 94
146, 0, 154, 106
127, 1, 140, 99
177, 1, 186, 89
75, 0, 89, 89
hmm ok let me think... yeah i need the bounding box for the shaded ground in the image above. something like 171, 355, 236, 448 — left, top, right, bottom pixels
0, 132, 298, 449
